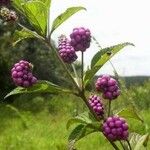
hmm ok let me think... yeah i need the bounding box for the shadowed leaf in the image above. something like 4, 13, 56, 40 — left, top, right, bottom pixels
5, 80, 73, 99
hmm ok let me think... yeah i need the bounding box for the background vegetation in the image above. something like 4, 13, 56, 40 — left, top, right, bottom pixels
0, 15, 150, 150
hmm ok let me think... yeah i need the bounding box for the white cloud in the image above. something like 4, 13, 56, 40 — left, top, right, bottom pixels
50, 0, 150, 76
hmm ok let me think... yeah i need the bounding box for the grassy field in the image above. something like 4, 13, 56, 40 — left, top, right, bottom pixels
0, 81, 150, 150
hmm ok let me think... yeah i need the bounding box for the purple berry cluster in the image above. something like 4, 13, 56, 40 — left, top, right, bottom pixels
95, 75, 120, 100
88, 95, 104, 117
0, 7, 18, 22
102, 116, 129, 141
70, 27, 91, 52
11, 60, 37, 88
6, 10, 18, 22
58, 35, 78, 64
0, 0, 10, 6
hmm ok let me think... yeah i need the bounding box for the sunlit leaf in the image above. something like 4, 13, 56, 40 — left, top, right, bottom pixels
51, 7, 86, 34
40, 0, 51, 7
117, 106, 143, 123
134, 133, 149, 150
22, 1, 48, 36
12, 0, 26, 14
84, 42, 134, 86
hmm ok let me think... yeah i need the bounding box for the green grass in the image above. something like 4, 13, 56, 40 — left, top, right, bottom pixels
0, 102, 111, 150
0, 93, 149, 150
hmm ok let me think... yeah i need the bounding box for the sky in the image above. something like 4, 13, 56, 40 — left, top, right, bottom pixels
50, 0, 150, 76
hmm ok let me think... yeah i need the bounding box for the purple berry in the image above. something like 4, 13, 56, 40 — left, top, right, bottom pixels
102, 116, 129, 141
95, 75, 120, 100
88, 95, 104, 118
7, 10, 18, 22
31, 77, 37, 84
11, 60, 38, 88
58, 35, 77, 63
70, 27, 91, 52
0, 0, 10, 6
23, 80, 30, 87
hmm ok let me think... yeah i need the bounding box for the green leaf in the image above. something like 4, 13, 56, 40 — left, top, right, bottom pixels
84, 42, 134, 86
68, 121, 101, 148
66, 118, 87, 130
5, 80, 73, 99
22, 1, 48, 36
40, 0, 51, 7
13, 27, 45, 46
68, 123, 99, 144
68, 124, 85, 142
13, 29, 35, 46
51, 7, 86, 34
12, 0, 26, 14
117, 106, 143, 123
66, 112, 93, 130
134, 133, 149, 150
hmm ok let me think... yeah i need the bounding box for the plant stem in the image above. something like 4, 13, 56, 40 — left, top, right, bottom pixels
17, 23, 45, 41
71, 64, 80, 87
79, 92, 120, 150
108, 100, 111, 117
119, 141, 126, 150
80, 92, 100, 121
126, 140, 132, 150
81, 51, 84, 91
48, 42, 80, 92
108, 140, 120, 150
92, 36, 102, 49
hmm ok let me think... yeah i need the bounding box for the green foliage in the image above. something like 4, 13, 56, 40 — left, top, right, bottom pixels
51, 7, 86, 34
67, 112, 95, 130
6, 105, 28, 128
128, 133, 149, 150
68, 123, 100, 149
13, 28, 35, 46
0, 93, 149, 149
22, 1, 47, 36
116, 107, 143, 123
67, 112, 102, 148
2, 0, 149, 149
0, 21, 75, 98
84, 43, 134, 86
13, 0, 48, 36
5, 80, 73, 99
134, 133, 149, 150
12, 0, 26, 14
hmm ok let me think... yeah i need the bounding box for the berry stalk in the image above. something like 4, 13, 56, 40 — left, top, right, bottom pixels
48, 40, 80, 92
81, 51, 84, 91
126, 140, 132, 150
119, 141, 126, 150
71, 64, 80, 87
108, 100, 111, 117
79, 92, 100, 121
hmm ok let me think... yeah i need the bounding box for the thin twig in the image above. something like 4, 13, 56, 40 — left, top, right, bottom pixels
80, 92, 100, 121
119, 141, 126, 150
108, 140, 120, 150
49, 43, 80, 92
71, 64, 80, 87
108, 100, 111, 117
81, 51, 84, 91
126, 140, 132, 150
